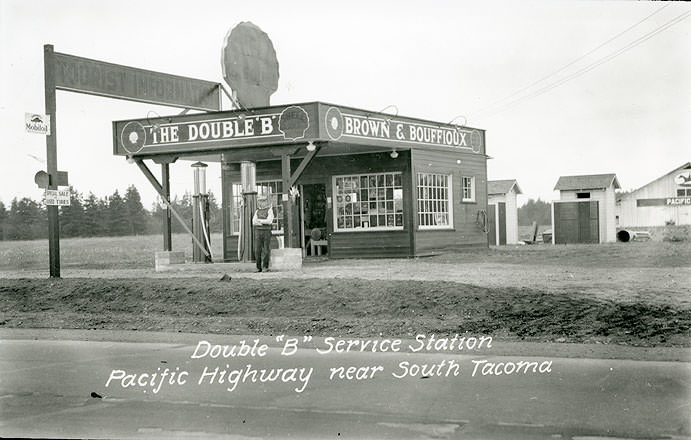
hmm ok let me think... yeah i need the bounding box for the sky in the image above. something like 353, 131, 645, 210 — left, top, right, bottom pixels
0, 0, 689, 209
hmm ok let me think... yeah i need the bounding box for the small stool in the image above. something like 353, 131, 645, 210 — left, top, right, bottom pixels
310, 240, 328, 256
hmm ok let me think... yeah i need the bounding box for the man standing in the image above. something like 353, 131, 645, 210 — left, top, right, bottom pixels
252, 195, 274, 272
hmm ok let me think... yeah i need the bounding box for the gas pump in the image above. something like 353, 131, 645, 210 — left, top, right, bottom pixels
239, 161, 257, 262
191, 162, 212, 262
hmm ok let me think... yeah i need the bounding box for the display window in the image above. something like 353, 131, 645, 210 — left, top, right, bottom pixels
333, 172, 404, 231
417, 173, 453, 229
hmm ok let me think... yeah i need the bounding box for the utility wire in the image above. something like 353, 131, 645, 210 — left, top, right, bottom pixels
470, 4, 671, 118
475, 9, 691, 120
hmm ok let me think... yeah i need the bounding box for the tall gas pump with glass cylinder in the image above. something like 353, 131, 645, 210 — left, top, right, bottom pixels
191, 162, 212, 262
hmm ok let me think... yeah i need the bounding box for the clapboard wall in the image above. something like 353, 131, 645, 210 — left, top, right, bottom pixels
412, 149, 489, 253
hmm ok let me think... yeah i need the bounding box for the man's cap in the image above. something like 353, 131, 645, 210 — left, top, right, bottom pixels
257, 196, 271, 208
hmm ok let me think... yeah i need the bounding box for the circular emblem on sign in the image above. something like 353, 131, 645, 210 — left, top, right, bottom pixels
120, 121, 146, 154
470, 130, 482, 154
325, 106, 344, 140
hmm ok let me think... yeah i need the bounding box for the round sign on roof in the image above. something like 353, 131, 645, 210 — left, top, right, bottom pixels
221, 22, 279, 109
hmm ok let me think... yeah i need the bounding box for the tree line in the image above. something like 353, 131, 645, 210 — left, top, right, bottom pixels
0, 189, 552, 241
0, 185, 221, 241
517, 198, 551, 226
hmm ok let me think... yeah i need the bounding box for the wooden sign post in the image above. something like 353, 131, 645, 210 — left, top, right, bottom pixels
44, 45, 60, 277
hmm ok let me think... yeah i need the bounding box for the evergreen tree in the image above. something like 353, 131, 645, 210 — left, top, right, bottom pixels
123, 185, 148, 235
518, 198, 552, 226
59, 187, 84, 237
107, 190, 130, 236
7, 197, 45, 240
147, 197, 165, 234
0, 200, 6, 240
83, 193, 104, 236
207, 191, 222, 233
171, 192, 194, 233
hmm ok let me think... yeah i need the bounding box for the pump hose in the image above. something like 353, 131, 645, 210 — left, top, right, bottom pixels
198, 198, 213, 261
237, 199, 243, 261
476, 209, 489, 234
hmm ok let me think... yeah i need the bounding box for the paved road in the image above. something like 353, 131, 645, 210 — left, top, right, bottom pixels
1, 331, 689, 439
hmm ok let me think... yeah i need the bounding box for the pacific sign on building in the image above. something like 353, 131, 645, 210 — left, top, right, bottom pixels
667, 197, 691, 206
637, 197, 691, 207
114, 102, 485, 156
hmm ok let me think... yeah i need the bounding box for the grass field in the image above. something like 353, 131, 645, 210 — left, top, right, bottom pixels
0, 234, 689, 347
0, 234, 224, 270
2, 232, 690, 271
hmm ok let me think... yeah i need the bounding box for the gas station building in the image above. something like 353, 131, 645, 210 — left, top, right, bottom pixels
114, 102, 490, 260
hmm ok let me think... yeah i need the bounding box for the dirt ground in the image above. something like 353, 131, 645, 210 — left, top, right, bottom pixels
1, 276, 689, 347
1, 239, 690, 348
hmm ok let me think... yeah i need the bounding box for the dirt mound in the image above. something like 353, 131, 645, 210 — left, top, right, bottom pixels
1, 278, 688, 347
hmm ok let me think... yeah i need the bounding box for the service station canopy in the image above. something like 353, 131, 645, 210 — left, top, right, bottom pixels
113, 102, 485, 161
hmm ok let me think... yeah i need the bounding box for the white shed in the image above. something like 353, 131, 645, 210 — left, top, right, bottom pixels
552, 173, 620, 243
487, 179, 522, 245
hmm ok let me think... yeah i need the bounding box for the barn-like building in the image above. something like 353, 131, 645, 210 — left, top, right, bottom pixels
615, 162, 691, 227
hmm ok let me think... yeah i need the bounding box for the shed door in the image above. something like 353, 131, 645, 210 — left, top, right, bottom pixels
487, 204, 496, 246
498, 202, 507, 245
554, 201, 599, 244
579, 201, 599, 243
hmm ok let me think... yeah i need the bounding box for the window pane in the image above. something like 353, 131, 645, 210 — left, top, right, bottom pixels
416, 173, 452, 228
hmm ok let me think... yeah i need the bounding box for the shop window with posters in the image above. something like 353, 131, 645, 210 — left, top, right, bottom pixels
231, 180, 284, 234
417, 173, 453, 229
333, 172, 404, 231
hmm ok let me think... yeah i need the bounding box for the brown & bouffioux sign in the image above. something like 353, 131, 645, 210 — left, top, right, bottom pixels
321, 105, 485, 154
